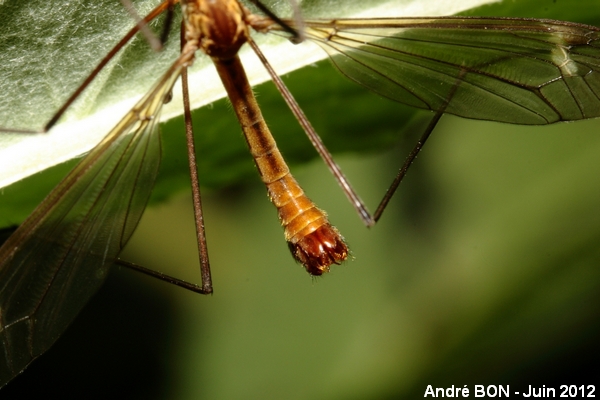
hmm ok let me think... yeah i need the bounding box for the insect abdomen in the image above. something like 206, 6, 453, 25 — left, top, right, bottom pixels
258, 152, 349, 276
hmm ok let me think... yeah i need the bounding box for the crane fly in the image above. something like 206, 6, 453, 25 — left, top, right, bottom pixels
0, 0, 599, 388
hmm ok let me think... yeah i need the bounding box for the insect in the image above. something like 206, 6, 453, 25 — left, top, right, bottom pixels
0, 0, 599, 389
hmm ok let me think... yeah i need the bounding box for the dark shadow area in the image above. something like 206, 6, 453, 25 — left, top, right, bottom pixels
2, 269, 177, 399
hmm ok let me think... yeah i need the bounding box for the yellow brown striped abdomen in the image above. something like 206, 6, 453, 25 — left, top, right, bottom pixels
209, 40, 348, 274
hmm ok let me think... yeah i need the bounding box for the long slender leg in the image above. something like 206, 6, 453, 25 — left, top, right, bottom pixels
373, 111, 443, 222
180, 20, 213, 294
248, 38, 375, 227
372, 69, 465, 221
116, 259, 209, 294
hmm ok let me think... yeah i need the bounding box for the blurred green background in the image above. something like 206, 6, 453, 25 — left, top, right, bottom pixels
1, 0, 599, 398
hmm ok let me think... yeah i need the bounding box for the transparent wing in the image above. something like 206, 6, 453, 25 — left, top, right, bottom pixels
297, 17, 600, 124
0, 61, 183, 386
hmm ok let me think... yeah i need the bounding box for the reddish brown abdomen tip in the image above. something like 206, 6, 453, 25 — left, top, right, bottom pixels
287, 224, 348, 276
